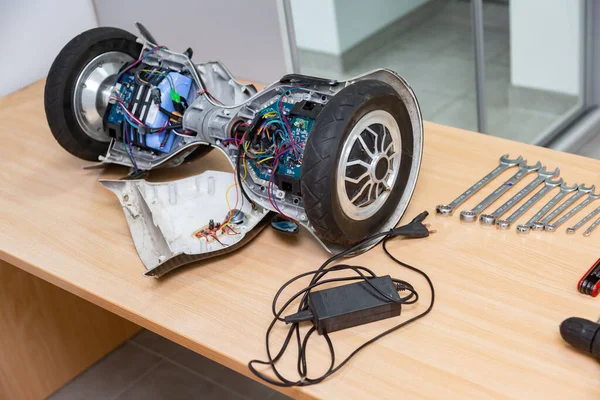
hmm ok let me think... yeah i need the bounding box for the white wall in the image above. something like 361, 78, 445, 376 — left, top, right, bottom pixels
510, 0, 582, 95
95, 0, 288, 83
335, 0, 429, 52
290, 0, 428, 55
290, 0, 340, 54
0, 0, 98, 97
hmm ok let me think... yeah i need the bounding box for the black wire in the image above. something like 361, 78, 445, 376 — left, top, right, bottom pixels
158, 106, 181, 121
236, 138, 253, 207
248, 230, 435, 387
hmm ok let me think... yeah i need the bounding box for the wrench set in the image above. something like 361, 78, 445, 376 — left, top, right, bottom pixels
436, 154, 600, 236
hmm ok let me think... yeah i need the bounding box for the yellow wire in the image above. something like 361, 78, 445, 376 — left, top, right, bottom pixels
258, 157, 273, 164
141, 68, 164, 75
221, 154, 247, 231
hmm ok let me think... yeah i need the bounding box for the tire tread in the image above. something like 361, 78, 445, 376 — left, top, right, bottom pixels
301, 80, 407, 245
44, 27, 141, 161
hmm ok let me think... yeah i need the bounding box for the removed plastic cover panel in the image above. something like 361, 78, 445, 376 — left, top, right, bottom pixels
100, 170, 270, 277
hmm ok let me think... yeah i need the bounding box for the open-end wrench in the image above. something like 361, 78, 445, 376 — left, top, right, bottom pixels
516, 182, 578, 234
496, 176, 563, 230
531, 184, 595, 231
584, 215, 600, 237
460, 161, 541, 222
480, 166, 559, 225
566, 206, 600, 234
545, 191, 600, 232
436, 154, 524, 216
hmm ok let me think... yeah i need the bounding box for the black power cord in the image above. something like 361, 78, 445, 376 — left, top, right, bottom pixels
248, 211, 436, 387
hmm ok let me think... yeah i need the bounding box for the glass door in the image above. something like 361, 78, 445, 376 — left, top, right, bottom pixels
479, 0, 587, 144
283, 0, 589, 145
285, 0, 479, 130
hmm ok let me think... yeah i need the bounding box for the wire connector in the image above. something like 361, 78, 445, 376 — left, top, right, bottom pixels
284, 309, 314, 324
170, 89, 181, 103
390, 211, 436, 238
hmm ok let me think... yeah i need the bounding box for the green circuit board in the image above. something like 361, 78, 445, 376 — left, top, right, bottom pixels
247, 101, 314, 184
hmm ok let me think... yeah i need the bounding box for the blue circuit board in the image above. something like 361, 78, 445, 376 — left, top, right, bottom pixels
106, 71, 190, 154
247, 102, 314, 183
107, 74, 136, 126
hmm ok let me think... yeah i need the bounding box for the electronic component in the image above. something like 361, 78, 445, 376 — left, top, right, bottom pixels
194, 209, 243, 245
289, 100, 324, 119
144, 72, 192, 129
245, 101, 315, 196
270, 215, 299, 234
226, 209, 245, 225
105, 70, 193, 154
105, 73, 137, 140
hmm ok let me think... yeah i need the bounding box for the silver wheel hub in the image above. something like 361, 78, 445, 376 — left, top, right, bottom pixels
337, 110, 402, 221
73, 51, 133, 142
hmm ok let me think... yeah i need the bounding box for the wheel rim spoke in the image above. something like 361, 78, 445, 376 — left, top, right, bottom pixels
357, 135, 375, 159
346, 159, 371, 169
365, 126, 380, 152
351, 181, 372, 203
384, 141, 393, 155
337, 110, 402, 221
345, 171, 369, 184
387, 153, 400, 167
374, 183, 382, 199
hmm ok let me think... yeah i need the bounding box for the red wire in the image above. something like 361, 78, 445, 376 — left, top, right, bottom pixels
198, 89, 223, 105
278, 94, 300, 160
210, 232, 225, 246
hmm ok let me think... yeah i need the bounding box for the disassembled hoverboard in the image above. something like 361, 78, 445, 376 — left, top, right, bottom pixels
44, 25, 423, 277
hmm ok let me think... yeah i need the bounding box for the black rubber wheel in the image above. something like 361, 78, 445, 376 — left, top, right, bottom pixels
44, 27, 142, 161
300, 80, 414, 245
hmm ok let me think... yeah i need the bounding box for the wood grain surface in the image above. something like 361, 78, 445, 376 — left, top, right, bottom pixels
1, 80, 600, 399
0, 260, 140, 400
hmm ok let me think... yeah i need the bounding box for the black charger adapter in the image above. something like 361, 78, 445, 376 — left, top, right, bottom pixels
284, 275, 404, 334
249, 211, 435, 387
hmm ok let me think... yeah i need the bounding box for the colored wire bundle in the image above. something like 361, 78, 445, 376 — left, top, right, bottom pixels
109, 46, 195, 171
114, 45, 166, 85
227, 89, 307, 219
135, 68, 176, 90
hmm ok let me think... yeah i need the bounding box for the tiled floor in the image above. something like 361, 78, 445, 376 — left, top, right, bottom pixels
298, 0, 579, 144
48, 330, 290, 400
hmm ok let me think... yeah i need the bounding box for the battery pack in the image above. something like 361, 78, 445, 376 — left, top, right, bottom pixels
143, 72, 192, 152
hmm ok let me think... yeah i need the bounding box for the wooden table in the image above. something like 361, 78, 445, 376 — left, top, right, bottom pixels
2, 80, 600, 399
